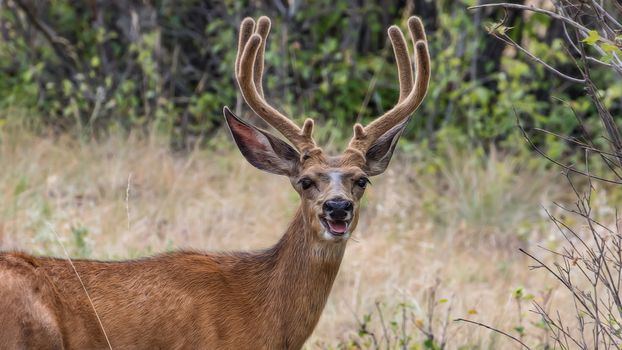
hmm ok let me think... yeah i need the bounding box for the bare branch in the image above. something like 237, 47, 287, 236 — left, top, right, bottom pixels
516, 113, 622, 185
454, 318, 532, 350
493, 31, 585, 83
468, 3, 591, 33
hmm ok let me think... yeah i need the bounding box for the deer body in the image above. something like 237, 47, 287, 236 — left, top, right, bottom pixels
0, 15, 429, 349
1, 208, 345, 349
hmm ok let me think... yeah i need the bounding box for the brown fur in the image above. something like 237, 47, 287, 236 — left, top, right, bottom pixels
0, 207, 346, 349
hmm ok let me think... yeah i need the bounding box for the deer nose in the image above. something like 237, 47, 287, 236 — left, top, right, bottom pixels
323, 199, 353, 220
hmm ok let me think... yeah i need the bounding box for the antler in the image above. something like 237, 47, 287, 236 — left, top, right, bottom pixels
347, 16, 430, 154
235, 17, 316, 153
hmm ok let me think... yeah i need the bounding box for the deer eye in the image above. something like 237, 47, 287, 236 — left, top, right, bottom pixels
298, 177, 314, 190
356, 177, 370, 188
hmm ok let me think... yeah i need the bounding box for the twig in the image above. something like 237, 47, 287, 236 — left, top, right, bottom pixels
46, 222, 113, 350
125, 173, 132, 231
468, 3, 591, 33
532, 128, 622, 158
590, 0, 622, 29
490, 32, 585, 83
13, 0, 81, 72
375, 301, 391, 349
454, 318, 532, 350
515, 111, 622, 185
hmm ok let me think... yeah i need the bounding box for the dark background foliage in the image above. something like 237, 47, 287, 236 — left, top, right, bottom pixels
0, 0, 619, 152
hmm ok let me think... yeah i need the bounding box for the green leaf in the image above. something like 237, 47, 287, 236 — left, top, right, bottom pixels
90, 56, 100, 68
602, 43, 622, 55
535, 318, 548, 329
514, 326, 525, 335
513, 287, 524, 299
423, 339, 438, 349
485, 21, 511, 36
581, 30, 600, 45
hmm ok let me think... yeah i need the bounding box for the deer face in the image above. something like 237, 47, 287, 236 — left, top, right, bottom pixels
224, 15, 429, 243
293, 163, 367, 241
225, 108, 410, 242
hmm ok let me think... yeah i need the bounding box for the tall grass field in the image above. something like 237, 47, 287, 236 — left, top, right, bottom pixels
2, 127, 619, 349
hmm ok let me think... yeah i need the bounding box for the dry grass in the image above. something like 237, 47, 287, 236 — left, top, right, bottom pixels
1, 128, 616, 349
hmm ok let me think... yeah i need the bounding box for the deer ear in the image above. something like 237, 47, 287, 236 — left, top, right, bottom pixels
224, 107, 300, 176
363, 118, 410, 176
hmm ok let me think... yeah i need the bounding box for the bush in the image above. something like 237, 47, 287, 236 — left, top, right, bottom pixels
0, 0, 618, 154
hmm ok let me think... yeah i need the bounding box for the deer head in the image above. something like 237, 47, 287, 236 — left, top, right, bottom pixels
224, 16, 429, 243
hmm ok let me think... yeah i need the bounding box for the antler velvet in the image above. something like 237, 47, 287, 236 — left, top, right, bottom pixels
235, 16, 317, 153
347, 16, 430, 154
233, 16, 430, 160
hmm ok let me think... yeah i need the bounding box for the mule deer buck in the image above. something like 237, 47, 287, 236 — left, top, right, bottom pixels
0, 15, 429, 349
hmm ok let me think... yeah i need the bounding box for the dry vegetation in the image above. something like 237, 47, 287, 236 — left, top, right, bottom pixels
1, 127, 619, 349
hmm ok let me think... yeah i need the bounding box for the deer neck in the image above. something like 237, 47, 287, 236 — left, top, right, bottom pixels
262, 205, 347, 345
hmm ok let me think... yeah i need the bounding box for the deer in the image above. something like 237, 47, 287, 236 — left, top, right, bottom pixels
0, 15, 429, 350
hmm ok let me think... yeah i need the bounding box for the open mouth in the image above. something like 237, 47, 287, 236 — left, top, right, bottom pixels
320, 217, 351, 236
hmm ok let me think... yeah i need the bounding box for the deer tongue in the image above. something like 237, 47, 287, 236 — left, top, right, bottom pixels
327, 220, 347, 234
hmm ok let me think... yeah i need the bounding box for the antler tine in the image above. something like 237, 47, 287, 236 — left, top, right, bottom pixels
407, 15, 427, 44
388, 24, 413, 103
236, 17, 271, 99
253, 17, 270, 98
235, 18, 255, 78
235, 17, 316, 152
349, 16, 430, 152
